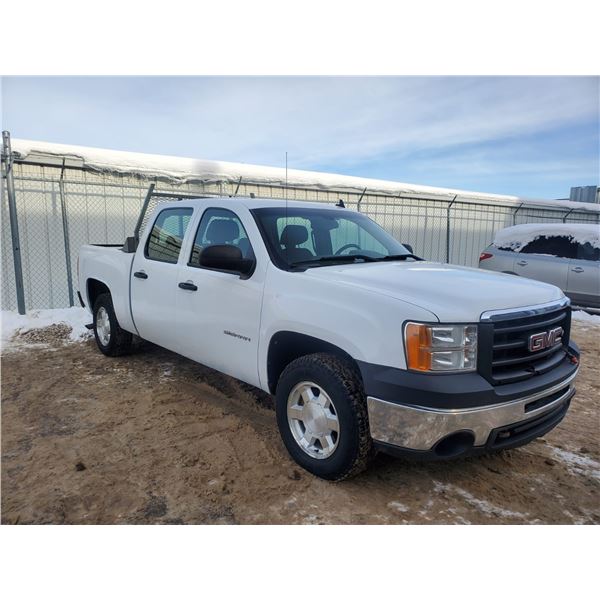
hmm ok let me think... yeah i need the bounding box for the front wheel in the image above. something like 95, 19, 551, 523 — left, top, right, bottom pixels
93, 293, 133, 357
275, 353, 372, 480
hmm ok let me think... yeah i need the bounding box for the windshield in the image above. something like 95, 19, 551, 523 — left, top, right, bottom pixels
251, 206, 416, 270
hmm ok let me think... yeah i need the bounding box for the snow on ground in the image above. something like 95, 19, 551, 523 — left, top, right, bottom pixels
387, 501, 410, 513
572, 311, 600, 327
0, 307, 92, 349
548, 446, 600, 481
433, 481, 528, 520
492, 223, 600, 252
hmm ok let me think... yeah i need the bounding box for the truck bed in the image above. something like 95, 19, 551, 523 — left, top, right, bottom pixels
78, 244, 136, 333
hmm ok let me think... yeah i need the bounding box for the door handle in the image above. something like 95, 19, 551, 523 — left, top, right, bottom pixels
134, 270, 148, 279
571, 267, 584, 273
517, 260, 528, 266
178, 281, 198, 291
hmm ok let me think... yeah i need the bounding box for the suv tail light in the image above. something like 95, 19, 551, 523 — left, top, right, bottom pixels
479, 252, 493, 261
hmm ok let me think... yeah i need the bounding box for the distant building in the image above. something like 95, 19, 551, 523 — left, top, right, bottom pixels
569, 185, 599, 204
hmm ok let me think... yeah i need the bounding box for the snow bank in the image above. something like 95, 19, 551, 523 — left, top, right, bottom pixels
493, 223, 600, 252
572, 310, 600, 326
11, 138, 600, 213
0, 307, 92, 349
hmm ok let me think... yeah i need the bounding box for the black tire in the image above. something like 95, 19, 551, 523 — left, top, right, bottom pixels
92, 292, 133, 357
275, 353, 372, 481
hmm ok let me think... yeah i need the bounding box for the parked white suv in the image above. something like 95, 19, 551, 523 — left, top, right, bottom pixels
479, 223, 600, 309
78, 198, 580, 480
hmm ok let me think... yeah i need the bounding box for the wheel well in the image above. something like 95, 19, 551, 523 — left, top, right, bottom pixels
266, 331, 360, 394
87, 279, 110, 309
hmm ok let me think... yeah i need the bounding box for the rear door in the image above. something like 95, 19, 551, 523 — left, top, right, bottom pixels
131, 206, 194, 350
567, 242, 600, 307
175, 207, 264, 387
513, 235, 574, 292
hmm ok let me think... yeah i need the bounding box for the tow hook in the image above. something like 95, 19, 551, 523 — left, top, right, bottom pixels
566, 349, 579, 365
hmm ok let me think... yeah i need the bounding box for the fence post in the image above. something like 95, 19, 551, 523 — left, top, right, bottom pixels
58, 160, 75, 306
356, 187, 367, 212
233, 176, 243, 197
446, 195, 457, 263
2, 131, 26, 315
512, 202, 524, 225
562, 208, 575, 223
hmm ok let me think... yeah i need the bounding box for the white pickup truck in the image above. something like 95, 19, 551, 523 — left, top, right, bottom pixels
78, 197, 580, 480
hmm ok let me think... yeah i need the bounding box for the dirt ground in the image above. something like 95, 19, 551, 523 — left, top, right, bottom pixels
1, 321, 598, 525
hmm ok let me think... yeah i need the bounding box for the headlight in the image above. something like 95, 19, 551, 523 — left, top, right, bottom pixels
404, 323, 478, 372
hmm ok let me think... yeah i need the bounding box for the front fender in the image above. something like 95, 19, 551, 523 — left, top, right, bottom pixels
257, 267, 438, 390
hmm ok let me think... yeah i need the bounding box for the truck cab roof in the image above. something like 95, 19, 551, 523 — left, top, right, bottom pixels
155, 196, 346, 212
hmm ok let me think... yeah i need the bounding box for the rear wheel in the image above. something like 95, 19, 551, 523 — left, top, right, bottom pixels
93, 293, 133, 356
276, 353, 372, 480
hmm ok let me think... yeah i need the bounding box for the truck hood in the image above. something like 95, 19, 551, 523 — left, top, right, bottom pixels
303, 261, 565, 322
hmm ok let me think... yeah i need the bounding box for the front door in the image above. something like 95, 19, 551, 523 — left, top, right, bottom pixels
175, 207, 263, 387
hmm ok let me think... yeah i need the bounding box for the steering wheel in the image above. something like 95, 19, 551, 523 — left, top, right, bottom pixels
334, 243, 361, 256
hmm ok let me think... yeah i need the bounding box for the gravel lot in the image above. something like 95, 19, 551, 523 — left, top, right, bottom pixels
2, 319, 599, 524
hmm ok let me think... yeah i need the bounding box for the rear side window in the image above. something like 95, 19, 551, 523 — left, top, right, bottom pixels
577, 242, 600, 262
520, 235, 577, 259
146, 207, 193, 263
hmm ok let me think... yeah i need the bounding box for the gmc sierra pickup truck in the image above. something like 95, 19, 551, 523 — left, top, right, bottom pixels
78, 197, 580, 480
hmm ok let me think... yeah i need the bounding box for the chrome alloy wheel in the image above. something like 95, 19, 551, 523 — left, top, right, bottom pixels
287, 381, 340, 459
96, 306, 111, 346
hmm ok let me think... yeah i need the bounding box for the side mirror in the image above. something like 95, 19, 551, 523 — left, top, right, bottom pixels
402, 243, 414, 254
200, 244, 255, 277
122, 236, 138, 253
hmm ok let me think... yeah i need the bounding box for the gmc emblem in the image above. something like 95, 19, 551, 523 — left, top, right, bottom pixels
528, 327, 563, 352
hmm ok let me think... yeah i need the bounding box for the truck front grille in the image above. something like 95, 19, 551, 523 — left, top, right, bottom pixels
479, 301, 571, 385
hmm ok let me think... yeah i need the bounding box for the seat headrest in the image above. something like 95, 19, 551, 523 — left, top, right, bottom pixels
205, 219, 239, 244
280, 224, 309, 247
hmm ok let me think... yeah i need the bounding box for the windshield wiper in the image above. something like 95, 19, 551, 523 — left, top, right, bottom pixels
375, 253, 424, 262
289, 254, 378, 268
289, 253, 424, 269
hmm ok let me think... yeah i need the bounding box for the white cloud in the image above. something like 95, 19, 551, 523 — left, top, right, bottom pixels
3, 76, 598, 179
156, 77, 598, 169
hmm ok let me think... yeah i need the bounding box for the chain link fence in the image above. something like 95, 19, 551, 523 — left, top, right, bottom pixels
2, 158, 598, 311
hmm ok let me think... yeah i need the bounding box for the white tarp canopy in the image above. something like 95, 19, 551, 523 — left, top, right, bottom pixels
11, 138, 600, 213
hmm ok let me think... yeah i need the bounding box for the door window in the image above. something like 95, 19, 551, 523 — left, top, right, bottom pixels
520, 235, 577, 259
189, 208, 255, 266
576, 242, 600, 262
145, 207, 193, 263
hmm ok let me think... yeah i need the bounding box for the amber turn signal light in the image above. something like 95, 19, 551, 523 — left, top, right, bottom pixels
405, 322, 432, 371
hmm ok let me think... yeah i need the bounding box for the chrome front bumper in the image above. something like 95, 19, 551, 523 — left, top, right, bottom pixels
367, 369, 578, 451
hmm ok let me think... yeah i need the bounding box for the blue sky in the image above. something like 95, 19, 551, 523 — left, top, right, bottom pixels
1, 76, 598, 199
